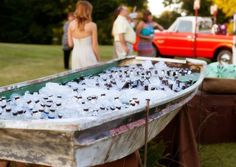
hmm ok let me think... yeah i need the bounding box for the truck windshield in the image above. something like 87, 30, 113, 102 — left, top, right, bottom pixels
168, 19, 178, 32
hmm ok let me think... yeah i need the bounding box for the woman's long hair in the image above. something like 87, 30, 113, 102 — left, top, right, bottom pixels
74, 1, 93, 31
142, 10, 152, 23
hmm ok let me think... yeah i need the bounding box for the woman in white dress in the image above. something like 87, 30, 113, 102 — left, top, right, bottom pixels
68, 0, 100, 70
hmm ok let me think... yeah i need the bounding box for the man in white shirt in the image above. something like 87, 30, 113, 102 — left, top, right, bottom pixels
112, 5, 136, 58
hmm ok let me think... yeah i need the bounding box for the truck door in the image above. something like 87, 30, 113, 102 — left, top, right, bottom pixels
195, 19, 216, 58
161, 20, 195, 57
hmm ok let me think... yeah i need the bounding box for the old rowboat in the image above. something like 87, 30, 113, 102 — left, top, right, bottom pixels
0, 56, 206, 167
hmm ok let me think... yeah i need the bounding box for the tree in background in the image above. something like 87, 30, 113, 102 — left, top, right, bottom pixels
212, 0, 236, 17
162, 0, 229, 24
0, 0, 147, 45
0, 0, 69, 44
163, 0, 212, 16
159, 0, 211, 29
154, 11, 181, 29
212, 0, 236, 34
181, 0, 212, 16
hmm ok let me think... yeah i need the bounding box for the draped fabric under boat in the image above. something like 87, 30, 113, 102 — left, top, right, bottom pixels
0, 56, 206, 167
202, 77, 236, 94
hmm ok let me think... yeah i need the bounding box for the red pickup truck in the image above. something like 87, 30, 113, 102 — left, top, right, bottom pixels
150, 16, 233, 63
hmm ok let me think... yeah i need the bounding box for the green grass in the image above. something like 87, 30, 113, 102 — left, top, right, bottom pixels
200, 143, 236, 167
0, 43, 113, 86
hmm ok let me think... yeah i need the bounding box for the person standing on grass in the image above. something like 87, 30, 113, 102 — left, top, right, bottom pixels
62, 12, 75, 69
68, 0, 100, 70
136, 10, 164, 57
112, 5, 136, 59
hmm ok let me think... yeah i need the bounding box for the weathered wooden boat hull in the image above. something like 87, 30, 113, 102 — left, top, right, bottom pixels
0, 90, 196, 167
0, 57, 206, 167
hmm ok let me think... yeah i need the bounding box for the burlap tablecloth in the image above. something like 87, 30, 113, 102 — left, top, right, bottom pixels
157, 91, 236, 167
188, 91, 236, 144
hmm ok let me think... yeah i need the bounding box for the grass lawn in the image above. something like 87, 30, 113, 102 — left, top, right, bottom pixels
0, 43, 113, 86
200, 143, 236, 167
0, 43, 236, 166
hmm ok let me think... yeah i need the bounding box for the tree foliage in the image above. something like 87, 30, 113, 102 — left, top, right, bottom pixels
212, 0, 236, 17
163, 0, 212, 16
162, 0, 229, 24
182, 0, 212, 16
155, 11, 181, 29
0, 0, 69, 44
0, 0, 147, 44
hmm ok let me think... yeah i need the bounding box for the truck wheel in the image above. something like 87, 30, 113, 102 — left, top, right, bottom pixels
217, 50, 232, 64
